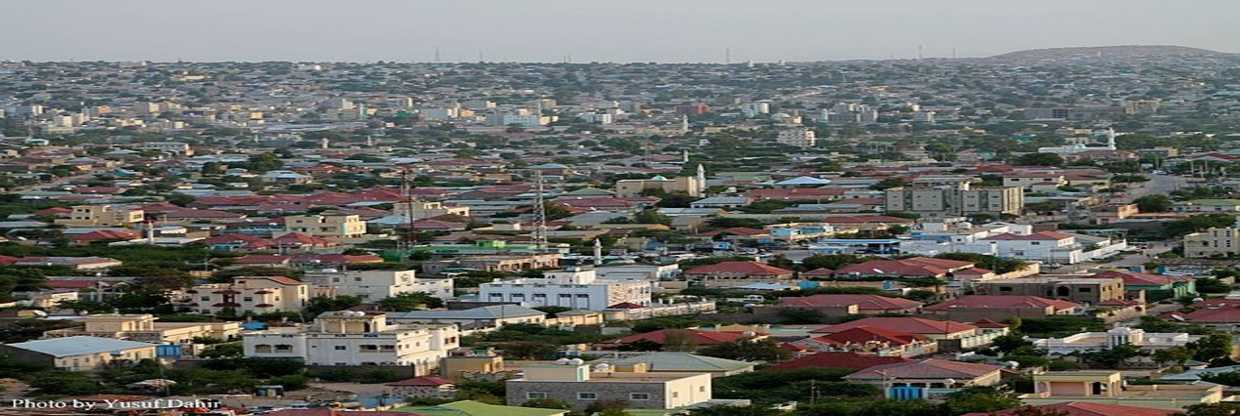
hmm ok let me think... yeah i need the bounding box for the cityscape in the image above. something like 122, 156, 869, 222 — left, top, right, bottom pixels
3, 3, 1240, 416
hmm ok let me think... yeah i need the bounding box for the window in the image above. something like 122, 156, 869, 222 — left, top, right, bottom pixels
1078, 287, 1092, 293
527, 392, 547, 400
254, 344, 273, 353
578, 392, 597, 400
630, 393, 650, 400
334, 345, 347, 351
275, 344, 293, 352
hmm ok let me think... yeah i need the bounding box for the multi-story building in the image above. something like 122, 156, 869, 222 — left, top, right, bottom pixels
1174, 199, 1240, 213
505, 361, 712, 410
302, 269, 453, 301
282, 212, 367, 240
615, 175, 703, 198
1184, 225, 1240, 258
478, 268, 651, 311
776, 128, 816, 148
391, 201, 471, 219
974, 277, 1125, 307
981, 231, 1082, 265
55, 205, 144, 227
242, 311, 458, 374
1032, 327, 1202, 355
139, 142, 193, 156
43, 314, 240, 346
884, 186, 1023, 218
178, 276, 309, 315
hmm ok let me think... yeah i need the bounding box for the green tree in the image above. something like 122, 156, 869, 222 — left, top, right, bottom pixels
1191, 333, 1234, 363
698, 339, 792, 362
1134, 194, 1173, 212
1014, 153, 1064, 167
944, 386, 1022, 415
378, 292, 444, 311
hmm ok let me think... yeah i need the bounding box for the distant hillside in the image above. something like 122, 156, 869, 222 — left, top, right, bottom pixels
989, 45, 1232, 61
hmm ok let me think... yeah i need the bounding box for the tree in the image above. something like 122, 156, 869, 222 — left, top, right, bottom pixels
1185, 403, 1240, 416
500, 342, 558, 360
304, 295, 363, 317
698, 339, 792, 362
1191, 333, 1234, 363
1134, 194, 1173, 212
378, 292, 444, 311
1153, 346, 1193, 367
1081, 343, 1142, 368
634, 208, 671, 225
1196, 278, 1232, 294
1014, 153, 1064, 167
944, 386, 1022, 415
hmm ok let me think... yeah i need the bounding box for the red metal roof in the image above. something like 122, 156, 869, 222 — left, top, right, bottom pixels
685, 261, 794, 277
812, 317, 976, 335
779, 294, 922, 312
769, 351, 908, 371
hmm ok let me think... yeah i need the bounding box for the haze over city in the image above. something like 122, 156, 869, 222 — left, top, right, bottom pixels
2, 0, 1239, 62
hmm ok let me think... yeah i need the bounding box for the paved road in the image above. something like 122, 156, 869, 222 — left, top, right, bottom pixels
1124, 173, 1191, 203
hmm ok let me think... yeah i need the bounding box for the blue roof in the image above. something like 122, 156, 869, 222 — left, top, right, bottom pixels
6, 336, 156, 357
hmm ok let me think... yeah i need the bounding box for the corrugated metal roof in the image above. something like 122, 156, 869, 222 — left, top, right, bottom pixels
6, 336, 156, 357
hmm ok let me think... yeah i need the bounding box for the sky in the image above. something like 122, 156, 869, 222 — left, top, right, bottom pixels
2, 0, 1238, 63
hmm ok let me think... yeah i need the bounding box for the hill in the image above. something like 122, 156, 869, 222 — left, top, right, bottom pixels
989, 45, 1232, 62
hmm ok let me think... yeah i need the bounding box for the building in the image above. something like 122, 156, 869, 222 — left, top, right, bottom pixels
964, 402, 1178, 416
614, 175, 702, 198
589, 352, 754, 378
810, 317, 1007, 351
884, 186, 1023, 218
177, 276, 309, 315
682, 261, 795, 288
791, 326, 938, 357
55, 205, 144, 227
440, 350, 509, 382
478, 268, 651, 311
1020, 371, 1224, 410
1174, 199, 1240, 213
139, 142, 193, 156
924, 295, 1082, 321
981, 231, 1083, 265
387, 305, 547, 330
43, 314, 240, 346
974, 277, 1124, 306
1089, 270, 1195, 302
302, 269, 453, 301
775, 294, 923, 316
776, 128, 816, 148
844, 359, 1003, 400
505, 361, 713, 410
243, 311, 459, 374
1032, 327, 1202, 355
1184, 225, 1240, 258
386, 376, 456, 399
392, 201, 471, 219
1, 336, 156, 371
282, 213, 367, 240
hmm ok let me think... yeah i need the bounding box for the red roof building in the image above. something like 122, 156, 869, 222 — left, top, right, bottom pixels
811, 317, 978, 339
613, 329, 750, 348
778, 294, 922, 315
769, 351, 908, 371
683, 261, 795, 280
925, 295, 1082, 321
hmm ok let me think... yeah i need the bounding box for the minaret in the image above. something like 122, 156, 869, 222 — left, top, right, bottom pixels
593, 239, 603, 266
682, 149, 689, 164
321, 137, 329, 149
366, 135, 374, 147
1106, 128, 1117, 150
696, 164, 707, 195
680, 115, 689, 134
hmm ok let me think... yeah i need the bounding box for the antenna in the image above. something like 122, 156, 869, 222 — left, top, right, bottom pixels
952, 47, 958, 59
434, 47, 441, 63
917, 44, 924, 61
534, 171, 548, 251
725, 48, 731, 65
401, 169, 418, 251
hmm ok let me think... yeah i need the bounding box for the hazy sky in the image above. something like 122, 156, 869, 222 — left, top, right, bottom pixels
2, 0, 1237, 62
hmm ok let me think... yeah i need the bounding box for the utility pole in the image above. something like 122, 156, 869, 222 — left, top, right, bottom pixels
534, 171, 548, 251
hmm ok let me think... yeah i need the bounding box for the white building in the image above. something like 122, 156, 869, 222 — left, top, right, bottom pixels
243, 311, 458, 374
479, 268, 652, 311
776, 128, 816, 148
302, 269, 454, 301
1033, 327, 1201, 355
982, 231, 1083, 265
178, 276, 309, 315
